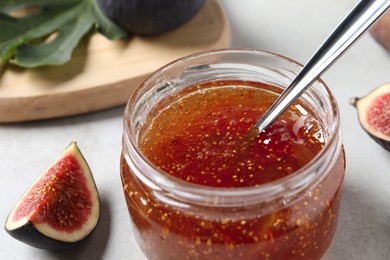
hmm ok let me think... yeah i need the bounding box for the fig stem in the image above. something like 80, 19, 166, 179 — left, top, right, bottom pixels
349, 97, 359, 107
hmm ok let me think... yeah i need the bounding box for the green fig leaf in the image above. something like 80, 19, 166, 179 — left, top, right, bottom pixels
0, 0, 126, 68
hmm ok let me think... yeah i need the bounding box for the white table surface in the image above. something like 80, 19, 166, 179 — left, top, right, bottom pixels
1, 1, 390, 259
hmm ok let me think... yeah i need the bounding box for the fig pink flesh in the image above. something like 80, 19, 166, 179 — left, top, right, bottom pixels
367, 93, 390, 136
13, 153, 92, 233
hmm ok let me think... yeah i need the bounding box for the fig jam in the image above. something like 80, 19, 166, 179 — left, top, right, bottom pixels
138, 81, 326, 188
121, 81, 344, 259
121, 80, 345, 260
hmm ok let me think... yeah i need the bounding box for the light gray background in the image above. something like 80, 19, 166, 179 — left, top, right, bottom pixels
1, 1, 390, 259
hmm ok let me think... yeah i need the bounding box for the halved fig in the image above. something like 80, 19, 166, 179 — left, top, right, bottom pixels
4, 142, 100, 249
350, 83, 390, 151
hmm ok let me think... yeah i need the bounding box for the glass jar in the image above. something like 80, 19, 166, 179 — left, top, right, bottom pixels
121, 49, 345, 260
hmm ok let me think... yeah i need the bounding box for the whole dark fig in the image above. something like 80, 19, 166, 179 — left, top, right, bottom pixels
370, 9, 390, 51
97, 0, 206, 35
350, 83, 390, 151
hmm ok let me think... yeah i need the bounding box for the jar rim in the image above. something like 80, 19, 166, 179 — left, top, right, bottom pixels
123, 48, 341, 207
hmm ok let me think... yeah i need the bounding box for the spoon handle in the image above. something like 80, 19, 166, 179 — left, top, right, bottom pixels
255, 0, 390, 133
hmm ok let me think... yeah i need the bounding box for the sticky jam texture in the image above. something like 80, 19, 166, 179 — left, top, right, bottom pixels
121, 81, 345, 259
140, 81, 325, 187
14, 153, 92, 232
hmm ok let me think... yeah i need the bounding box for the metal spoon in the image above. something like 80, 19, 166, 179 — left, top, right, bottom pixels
255, 0, 390, 134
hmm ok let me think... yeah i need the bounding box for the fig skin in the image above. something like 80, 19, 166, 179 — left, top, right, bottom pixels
4, 142, 100, 250
350, 83, 390, 151
370, 9, 390, 51
96, 0, 206, 35
5, 223, 78, 250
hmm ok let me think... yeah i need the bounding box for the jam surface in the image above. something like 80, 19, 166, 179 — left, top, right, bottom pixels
139, 81, 325, 187
121, 81, 345, 260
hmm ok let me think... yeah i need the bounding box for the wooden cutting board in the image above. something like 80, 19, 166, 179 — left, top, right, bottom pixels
0, 0, 230, 122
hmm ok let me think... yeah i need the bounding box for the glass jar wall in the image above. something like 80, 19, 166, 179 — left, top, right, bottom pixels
121, 49, 345, 260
